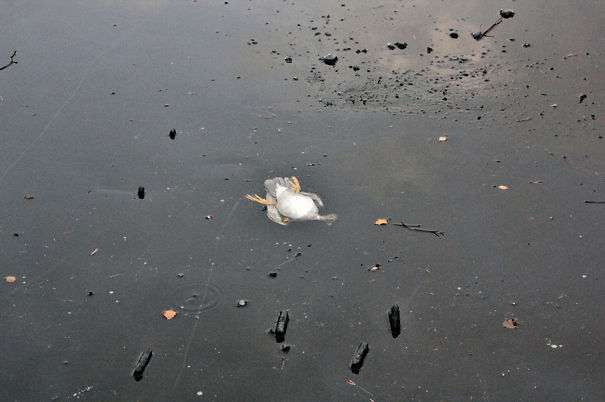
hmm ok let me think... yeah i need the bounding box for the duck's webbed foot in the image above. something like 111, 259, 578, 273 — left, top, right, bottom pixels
290, 176, 301, 193
245, 194, 274, 206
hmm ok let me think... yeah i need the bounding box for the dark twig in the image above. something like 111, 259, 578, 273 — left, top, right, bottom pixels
585, 200, 605, 204
393, 221, 445, 238
0, 50, 17, 71
472, 17, 503, 41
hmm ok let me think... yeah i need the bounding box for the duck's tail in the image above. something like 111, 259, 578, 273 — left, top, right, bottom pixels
317, 213, 338, 223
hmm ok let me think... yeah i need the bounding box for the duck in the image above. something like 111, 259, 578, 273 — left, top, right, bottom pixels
245, 176, 337, 225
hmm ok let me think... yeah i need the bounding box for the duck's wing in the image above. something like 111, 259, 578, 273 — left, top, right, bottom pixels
299, 191, 324, 208
263, 177, 291, 199
265, 193, 288, 225
267, 205, 287, 225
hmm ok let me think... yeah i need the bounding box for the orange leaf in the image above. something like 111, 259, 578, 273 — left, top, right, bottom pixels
4, 275, 17, 284
161, 309, 177, 320
502, 318, 518, 329
374, 218, 389, 226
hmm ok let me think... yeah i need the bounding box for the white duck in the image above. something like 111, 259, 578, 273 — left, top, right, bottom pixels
245, 176, 337, 225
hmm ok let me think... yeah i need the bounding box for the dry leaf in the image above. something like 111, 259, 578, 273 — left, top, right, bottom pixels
5, 275, 17, 284
438, 136, 448, 142
161, 309, 177, 320
497, 185, 509, 190
502, 318, 518, 329
374, 218, 389, 226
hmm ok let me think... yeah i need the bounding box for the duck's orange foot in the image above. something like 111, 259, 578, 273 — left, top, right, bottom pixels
290, 176, 301, 193
244, 194, 274, 206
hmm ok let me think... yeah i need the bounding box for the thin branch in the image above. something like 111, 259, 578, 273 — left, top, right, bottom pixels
585, 200, 605, 204
393, 221, 445, 238
473, 17, 503, 41
0, 50, 17, 71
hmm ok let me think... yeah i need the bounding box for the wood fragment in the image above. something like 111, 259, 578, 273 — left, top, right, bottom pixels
350, 342, 369, 374
275, 310, 289, 343
132, 348, 153, 381
388, 305, 401, 338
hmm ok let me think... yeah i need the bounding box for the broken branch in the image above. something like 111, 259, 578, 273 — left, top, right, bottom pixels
0, 50, 17, 71
393, 221, 445, 238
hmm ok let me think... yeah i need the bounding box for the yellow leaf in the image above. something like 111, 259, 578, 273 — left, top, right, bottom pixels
374, 218, 389, 226
161, 309, 177, 320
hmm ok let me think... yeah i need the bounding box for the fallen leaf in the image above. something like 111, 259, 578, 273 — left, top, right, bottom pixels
502, 318, 518, 329
374, 218, 389, 226
4, 275, 17, 284
438, 136, 448, 142
161, 309, 177, 320
497, 185, 509, 190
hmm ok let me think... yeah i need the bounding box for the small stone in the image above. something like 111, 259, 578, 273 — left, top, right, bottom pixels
394, 42, 407, 49
280, 344, 291, 353
169, 129, 176, 139
24, 193, 34, 200
205, 215, 214, 220
471, 31, 483, 40
579, 94, 587, 103
87, 291, 94, 296
268, 271, 278, 278
236, 299, 248, 307
137, 186, 145, 199
499, 9, 515, 19
438, 135, 448, 142
386, 43, 396, 50
319, 54, 338, 66
523, 43, 531, 48
449, 32, 459, 39
368, 263, 381, 272
426, 46, 433, 53
284, 56, 293, 63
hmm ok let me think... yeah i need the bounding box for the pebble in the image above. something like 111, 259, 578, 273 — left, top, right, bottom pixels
319, 54, 338, 66
500, 9, 515, 19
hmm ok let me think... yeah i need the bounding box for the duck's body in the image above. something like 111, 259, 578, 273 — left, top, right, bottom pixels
245, 177, 337, 225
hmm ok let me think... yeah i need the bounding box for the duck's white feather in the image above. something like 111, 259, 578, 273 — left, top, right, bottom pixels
276, 192, 318, 219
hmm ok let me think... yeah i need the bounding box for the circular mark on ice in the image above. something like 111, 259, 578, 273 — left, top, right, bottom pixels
176, 284, 221, 316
